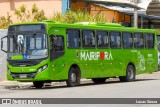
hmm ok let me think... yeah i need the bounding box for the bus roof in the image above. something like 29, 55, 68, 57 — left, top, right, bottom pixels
11, 20, 157, 33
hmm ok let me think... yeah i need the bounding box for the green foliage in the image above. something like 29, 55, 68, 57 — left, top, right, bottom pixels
93, 14, 106, 22
32, 10, 46, 22
14, 4, 46, 22
0, 12, 13, 29
0, 4, 47, 28
51, 12, 64, 22
31, 4, 46, 21
32, 4, 39, 14
14, 4, 28, 22
51, 10, 106, 23
64, 11, 75, 23
0, 6, 106, 28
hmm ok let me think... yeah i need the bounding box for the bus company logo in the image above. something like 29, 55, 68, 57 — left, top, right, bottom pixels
1, 99, 42, 104
80, 51, 113, 61
2, 99, 11, 104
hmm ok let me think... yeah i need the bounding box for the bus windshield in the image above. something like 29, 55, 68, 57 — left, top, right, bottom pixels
8, 33, 48, 60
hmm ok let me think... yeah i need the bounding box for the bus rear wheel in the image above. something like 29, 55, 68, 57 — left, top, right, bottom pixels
66, 67, 79, 87
92, 78, 106, 84
119, 65, 135, 82
33, 81, 44, 88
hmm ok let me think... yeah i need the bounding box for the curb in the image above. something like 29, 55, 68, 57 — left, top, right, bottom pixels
0, 72, 159, 89
0, 81, 33, 89
0, 79, 90, 89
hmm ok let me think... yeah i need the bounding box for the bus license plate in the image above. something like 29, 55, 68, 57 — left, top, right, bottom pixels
19, 74, 27, 78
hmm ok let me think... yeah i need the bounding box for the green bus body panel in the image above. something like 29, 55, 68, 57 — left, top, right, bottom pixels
6, 21, 158, 82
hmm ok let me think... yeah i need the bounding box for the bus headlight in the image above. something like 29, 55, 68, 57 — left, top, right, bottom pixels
42, 65, 48, 70
37, 64, 48, 74
37, 68, 43, 73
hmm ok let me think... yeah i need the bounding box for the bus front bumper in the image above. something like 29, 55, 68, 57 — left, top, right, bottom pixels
7, 68, 50, 82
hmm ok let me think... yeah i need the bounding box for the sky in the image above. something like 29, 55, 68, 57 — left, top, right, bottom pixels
104, 0, 153, 13
138, 0, 152, 9
112, 0, 152, 9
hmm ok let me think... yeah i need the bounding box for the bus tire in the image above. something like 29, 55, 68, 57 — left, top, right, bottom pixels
33, 81, 44, 88
92, 78, 106, 84
119, 65, 135, 82
66, 67, 78, 87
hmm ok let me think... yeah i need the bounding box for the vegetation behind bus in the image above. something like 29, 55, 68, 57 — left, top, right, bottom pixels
0, 4, 106, 29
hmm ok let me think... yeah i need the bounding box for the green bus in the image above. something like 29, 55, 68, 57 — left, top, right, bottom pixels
1, 21, 158, 88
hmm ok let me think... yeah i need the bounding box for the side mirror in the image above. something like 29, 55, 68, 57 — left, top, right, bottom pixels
1, 36, 7, 53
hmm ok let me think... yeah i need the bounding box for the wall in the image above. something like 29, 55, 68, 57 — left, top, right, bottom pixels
0, 29, 7, 81
71, 1, 131, 23
90, 4, 131, 23
0, 0, 62, 22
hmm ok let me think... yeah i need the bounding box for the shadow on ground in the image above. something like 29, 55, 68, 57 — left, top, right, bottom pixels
5, 78, 158, 90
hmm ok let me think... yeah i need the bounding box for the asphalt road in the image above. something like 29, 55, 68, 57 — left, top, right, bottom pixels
0, 72, 160, 107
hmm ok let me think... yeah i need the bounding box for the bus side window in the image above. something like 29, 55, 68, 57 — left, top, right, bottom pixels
51, 36, 64, 51
122, 32, 133, 49
96, 31, 109, 48
145, 33, 154, 49
82, 30, 95, 48
110, 31, 121, 48
67, 29, 80, 48
134, 33, 144, 49
50, 35, 65, 61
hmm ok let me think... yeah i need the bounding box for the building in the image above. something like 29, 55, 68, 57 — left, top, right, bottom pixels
71, 1, 133, 25
0, 0, 140, 23
0, 0, 70, 22
0, 0, 160, 30
147, 0, 160, 16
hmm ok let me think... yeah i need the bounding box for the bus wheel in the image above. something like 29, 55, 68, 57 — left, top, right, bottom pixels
33, 81, 44, 88
66, 67, 78, 87
92, 78, 106, 84
119, 65, 135, 82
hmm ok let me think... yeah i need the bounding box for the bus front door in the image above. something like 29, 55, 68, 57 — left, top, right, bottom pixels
49, 35, 66, 79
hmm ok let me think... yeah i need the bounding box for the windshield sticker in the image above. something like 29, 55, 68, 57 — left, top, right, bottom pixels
17, 35, 24, 45
80, 51, 113, 61
23, 54, 28, 59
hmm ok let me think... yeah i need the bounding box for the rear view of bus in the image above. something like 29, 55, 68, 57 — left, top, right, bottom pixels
1, 23, 49, 88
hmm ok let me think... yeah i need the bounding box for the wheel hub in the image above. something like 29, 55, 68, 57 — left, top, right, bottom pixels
71, 73, 76, 83
128, 68, 134, 79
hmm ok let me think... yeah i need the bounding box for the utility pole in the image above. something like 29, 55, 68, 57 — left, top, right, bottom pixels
134, 0, 138, 28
